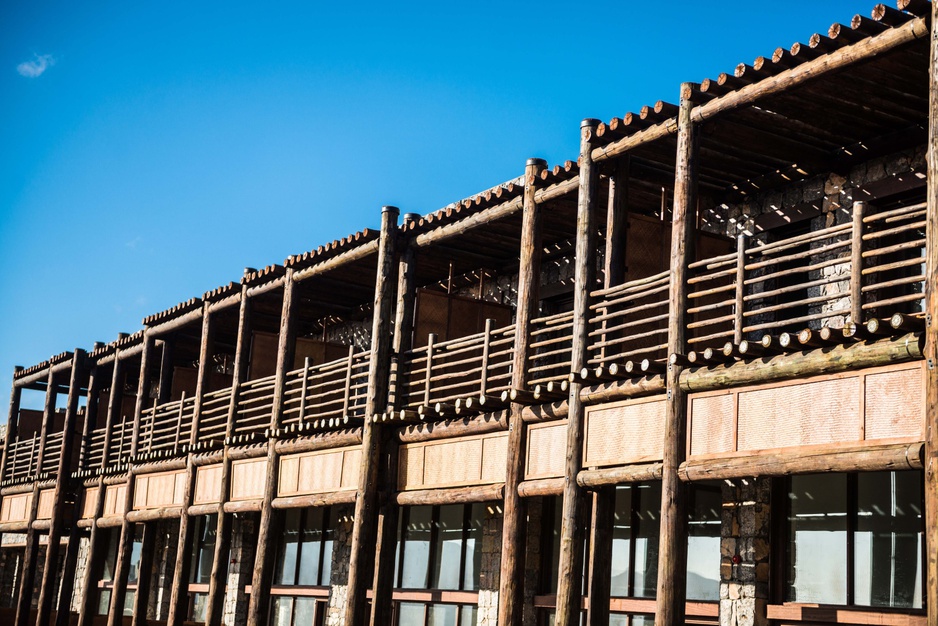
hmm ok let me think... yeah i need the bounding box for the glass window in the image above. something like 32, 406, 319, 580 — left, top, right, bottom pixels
610, 483, 661, 598
189, 514, 217, 585
274, 507, 334, 587
786, 471, 923, 608
687, 484, 721, 601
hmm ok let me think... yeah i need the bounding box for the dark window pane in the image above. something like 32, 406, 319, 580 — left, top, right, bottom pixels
632, 483, 660, 598
787, 473, 848, 603
855, 471, 923, 609
462, 504, 485, 591
687, 485, 720, 601
276, 509, 302, 585
298, 508, 324, 586
611, 486, 633, 597
401, 506, 432, 588
431, 505, 464, 590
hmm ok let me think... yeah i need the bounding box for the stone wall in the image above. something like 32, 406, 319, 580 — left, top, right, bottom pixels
70, 534, 91, 613
720, 478, 771, 626
324, 504, 354, 626
476, 504, 503, 626
0, 535, 25, 608
223, 513, 256, 626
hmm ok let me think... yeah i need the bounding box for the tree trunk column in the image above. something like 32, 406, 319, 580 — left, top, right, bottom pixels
656, 82, 700, 626
923, 2, 938, 622
345, 206, 399, 626
37, 350, 85, 626
499, 157, 546, 626
246, 269, 298, 626
107, 333, 155, 626
555, 120, 601, 626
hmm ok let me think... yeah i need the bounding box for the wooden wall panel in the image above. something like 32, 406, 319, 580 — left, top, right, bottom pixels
276, 447, 361, 497
0, 493, 31, 523
525, 421, 568, 480
81, 487, 99, 519
584, 396, 666, 467
194, 464, 223, 505
102, 484, 125, 517
398, 432, 508, 490
230, 458, 267, 501
687, 361, 925, 459
36, 489, 55, 520
133, 470, 187, 510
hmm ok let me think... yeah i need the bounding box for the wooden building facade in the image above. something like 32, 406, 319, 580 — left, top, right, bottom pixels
1, 2, 937, 625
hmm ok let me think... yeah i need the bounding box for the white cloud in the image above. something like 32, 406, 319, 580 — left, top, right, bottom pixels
16, 54, 55, 78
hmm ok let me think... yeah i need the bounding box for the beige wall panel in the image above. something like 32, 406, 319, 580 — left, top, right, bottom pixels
864, 365, 924, 441
36, 488, 55, 519
194, 464, 223, 505
81, 487, 99, 519
584, 397, 666, 467
133, 470, 186, 510
0, 493, 31, 523
399, 432, 508, 490
689, 392, 735, 456
525, 422, 567, 480
230, 458, 267, 501
279, 456, 300, 496
737, 377, 858, 451
341, 449, 361, 490
298, 452, 343, 494
480, 434, 508, 483
103, 484, 125, 517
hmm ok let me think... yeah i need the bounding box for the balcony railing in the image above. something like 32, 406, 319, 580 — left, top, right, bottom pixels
233, 374, 277, 436
3, 434, 39, 482
281, 348, 371, 427
139, 394, 195, 455
396, 321, 515, 414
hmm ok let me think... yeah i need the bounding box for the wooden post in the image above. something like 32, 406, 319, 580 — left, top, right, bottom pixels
499, 157, 546, 626
656, 82, 699, 626
370, 228, 415, 626
77, 350, 125, 626
555, 122, 600, 626
36, 350, 84, 626
168, 303, 215, 626
734, 234, 747, 345
0, 367, 23, 486
14, 367, 58, 626
585, 155, 630, 625
129, 522, 156, 626
107, 333, 154, 626
923, 4, 938, 623
851, 200, 867, 325
344, 205, 398, 626
205, 284, 251, 626
246, 269, 298, 626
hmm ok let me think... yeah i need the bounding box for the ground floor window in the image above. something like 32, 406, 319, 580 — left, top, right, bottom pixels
96, 525, 143, 616
187, 514, 217, 621
268, 507, 335, 626
785, 470, 923, 609
391, 503, 487, 625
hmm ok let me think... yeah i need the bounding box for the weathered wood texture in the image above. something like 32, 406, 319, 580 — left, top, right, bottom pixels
499, 157, 545, 626
345, 206, 398, 626
657, 83, 699, 626
555, 120, 600, 626
925, 3, 938, 622
246, 269, 297, 626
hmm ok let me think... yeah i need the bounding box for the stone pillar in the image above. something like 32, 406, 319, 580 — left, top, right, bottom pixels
70, 535, 92, 613
719, 478, 771, 626
478, 506, 503, 625
326, 506, 355, 626
223, 514, 257, 626
147, 520, 178, 621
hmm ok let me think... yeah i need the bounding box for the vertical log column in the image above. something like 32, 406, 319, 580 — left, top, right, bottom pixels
36, 351, 85, 626
107, 333, 154, 626
0, 367, 23, 531
656, 82, 700, 626
587, 156, 629, 626
246, 270, 298, 626
555, 121, 601, 626
370, 215, 415, 626
498, 157, 546, 626
168, 303, 215, 626
345, 206, 399, 626
14, 367, 59, 626
77, 349, 125, 626
923, 3, 938, 622
205, 282, 251, 626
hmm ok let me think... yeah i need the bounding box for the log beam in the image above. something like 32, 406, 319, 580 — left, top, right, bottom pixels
656, 82, 699, 626
345, 206, 398, 626
555, 120, 600, 626
499, 157, 546, 626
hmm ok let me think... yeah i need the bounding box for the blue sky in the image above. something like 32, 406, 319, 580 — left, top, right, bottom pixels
1, 0, 865, 411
